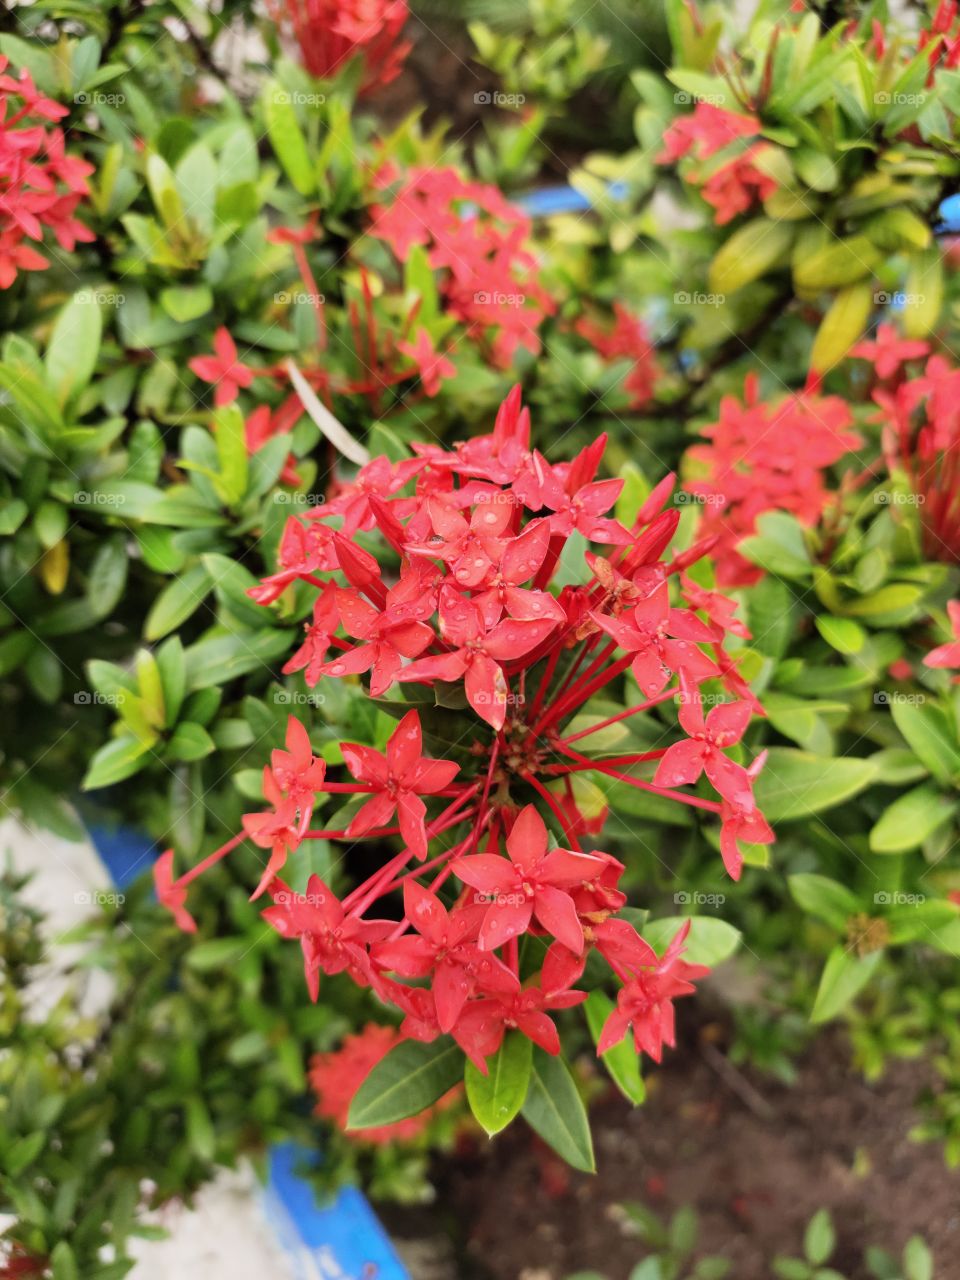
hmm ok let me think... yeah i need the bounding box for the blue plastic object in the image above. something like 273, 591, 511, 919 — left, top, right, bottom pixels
265, 1142, 409, 1280
86, 825, 409, 1279
515, 179, 628, 218
937, 193, 960, 234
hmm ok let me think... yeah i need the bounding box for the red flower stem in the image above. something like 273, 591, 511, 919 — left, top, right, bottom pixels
532, 534, 565, 590
545, 749, 669, 775
524, 772, 581, 849
175, 832, 246, 890
535, 650, 633, 734
554, 741, 722, 814
292, 243, 327, 353
528, 642, 562, 723
559, 689, 678, 743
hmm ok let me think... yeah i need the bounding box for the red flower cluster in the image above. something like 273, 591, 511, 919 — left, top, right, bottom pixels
310, 1024, 458, 1144
157, 389, 771, 1072
369, 167, 555, 366
685, 372, 862, 586
0, 57, 93, 289
576, 304, 660, 409
876, 354, 960, 562
269, 0, 411, 92
657, 102, 777, 225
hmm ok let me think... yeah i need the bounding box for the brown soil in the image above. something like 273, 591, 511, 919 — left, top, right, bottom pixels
391, 1031, 960, 1280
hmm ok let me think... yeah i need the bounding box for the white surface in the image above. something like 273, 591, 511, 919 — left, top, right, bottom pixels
4, 815, 295, 1279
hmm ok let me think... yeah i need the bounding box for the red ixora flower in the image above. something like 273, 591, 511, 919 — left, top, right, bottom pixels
597, 921, 708, 1061
269, 0, 411, 93
852, 324, 930, 381
0, 56, 93, 288
158, 386, 768, 1101
657, 102, 777, 225
924, 600, 960, 680
686, 372, 861, 586
189, 327, 256, 406
398, 327, 457, 397
342, 709, 460, 858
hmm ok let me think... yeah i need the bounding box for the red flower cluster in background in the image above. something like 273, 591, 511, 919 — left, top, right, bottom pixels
156, 388, 772, 1073
875, 352, 960, 563
0, 57, 93, 289
576, 304, 660, 409
310, 1024, 458, 1144
657, 102, 777, 225
924, 600, 960, 681
269, 0, 411, 92
369, 167, 555, 366
684, 372, 862, 586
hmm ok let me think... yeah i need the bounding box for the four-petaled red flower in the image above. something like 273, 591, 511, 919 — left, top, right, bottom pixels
924, 599, 960, 681
453, 805, 605, 954
153, 849, 197, 933
597, 921, 708, 1061
189, 327, 255, 406
341, 710, 460, 858
398, 327, 456, 397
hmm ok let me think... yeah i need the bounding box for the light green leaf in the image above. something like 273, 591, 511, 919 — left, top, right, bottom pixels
348, 1038, 462, 1130
465, 1032, 533, 1135
521, 1049, 595, 1173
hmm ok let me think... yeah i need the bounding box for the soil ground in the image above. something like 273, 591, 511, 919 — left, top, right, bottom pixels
386, 1029, 960, 1280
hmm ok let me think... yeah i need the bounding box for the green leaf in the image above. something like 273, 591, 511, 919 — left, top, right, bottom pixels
869, 784, 958, 854
348, 1038, 462, 1130
810, 282, 872, 374
87, 536, 128, 620
753, 748, 878, 823
45, 290, 103, 408
804, 1209, 835, 1265
144, 563, 214, 641
167, 722, 215, 762
739, 512, 812, 579
643, 917, 741, 967
160, 284, 213, 323
465, 1032, 533, 1135
707, 218, 794, 294
212, 404, 248, 506
810, 946, 883, 1024
185, 1095, 216, 1162
890, 699, 960, 786
521, 1049, 595, 1173
815, 616, 866, 655
184, 629, 291, 690
262, 83, 315, 195
788, 874, 859, 931
585, 990, 645, 1105
50, 1242, 79, 1280
82, 734, 154, 789
903, 1236, 933, 1280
